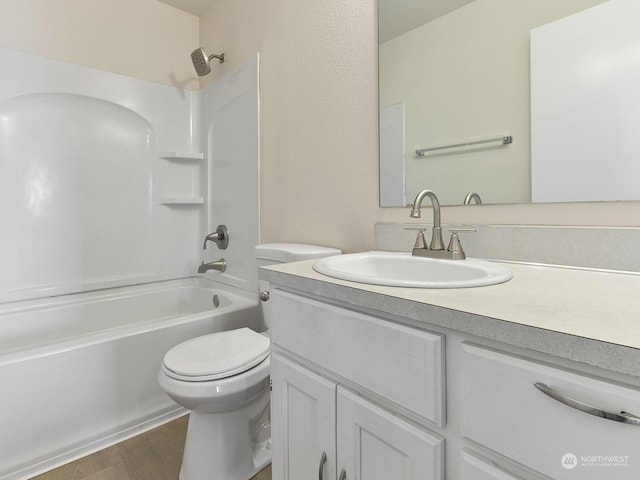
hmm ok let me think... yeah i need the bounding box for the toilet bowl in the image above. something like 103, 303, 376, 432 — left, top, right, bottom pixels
158, 328, 271, 480
158, 243, 341, 480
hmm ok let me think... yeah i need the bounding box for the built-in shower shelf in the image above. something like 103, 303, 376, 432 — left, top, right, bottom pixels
158, 196, 205, 205
158, 151, 204, 161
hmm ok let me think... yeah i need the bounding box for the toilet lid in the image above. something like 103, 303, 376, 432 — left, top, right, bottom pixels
163, 328, 270, 381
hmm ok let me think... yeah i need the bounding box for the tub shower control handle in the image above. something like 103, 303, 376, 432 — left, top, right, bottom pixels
534, 382, 640, 426
338, 468, 347, 480
318, 452, 327, 480
203, 224, 229, 250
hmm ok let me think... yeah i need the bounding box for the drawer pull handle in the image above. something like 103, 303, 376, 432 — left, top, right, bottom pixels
534, 382, 640, 426
318, 452, 327, 480
338, 468, 347, 480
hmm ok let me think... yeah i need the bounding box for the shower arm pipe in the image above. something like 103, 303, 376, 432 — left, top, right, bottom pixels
208, 53, 225, 64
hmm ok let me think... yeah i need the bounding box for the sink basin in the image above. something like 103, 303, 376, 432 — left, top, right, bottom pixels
313, 251, 512, 288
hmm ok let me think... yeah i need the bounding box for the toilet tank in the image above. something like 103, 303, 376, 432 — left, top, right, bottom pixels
255, 243, 342, 330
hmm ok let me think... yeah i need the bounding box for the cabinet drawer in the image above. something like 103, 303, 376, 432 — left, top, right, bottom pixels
271, 289, 445, 425
461, 451, 523, 480
461, 344, 640, 479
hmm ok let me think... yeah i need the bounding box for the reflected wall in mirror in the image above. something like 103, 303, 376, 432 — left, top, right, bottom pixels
379, 0, 640, 207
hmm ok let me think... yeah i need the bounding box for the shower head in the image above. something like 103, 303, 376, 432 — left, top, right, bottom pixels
190, 47, 225, 77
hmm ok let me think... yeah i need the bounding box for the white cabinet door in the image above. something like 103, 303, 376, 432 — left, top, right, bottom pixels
336, 387, 444, 480
271, 353, 336, 480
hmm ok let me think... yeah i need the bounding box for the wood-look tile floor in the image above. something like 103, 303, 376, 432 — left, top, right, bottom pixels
31, 415, 271, 480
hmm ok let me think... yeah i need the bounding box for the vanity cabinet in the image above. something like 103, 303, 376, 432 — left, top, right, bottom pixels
269, 287, 640, 480
271, 354, 444, 480
270, 289, 445, 480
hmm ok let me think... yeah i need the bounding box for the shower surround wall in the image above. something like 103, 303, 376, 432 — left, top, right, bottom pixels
0, 46, 261, 478
203, 54, 261, 294
0, 45, 203, 302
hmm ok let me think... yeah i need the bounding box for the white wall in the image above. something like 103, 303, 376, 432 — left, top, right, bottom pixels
0, 2, 263, 300
200, 0, 380, 253
3, 0, 639, 257
0, 0, 199, 90
197, 0, 640, 254
198, 0, 264, 86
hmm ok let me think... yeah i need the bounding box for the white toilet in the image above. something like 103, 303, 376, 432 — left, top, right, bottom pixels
158, 243, 341, 480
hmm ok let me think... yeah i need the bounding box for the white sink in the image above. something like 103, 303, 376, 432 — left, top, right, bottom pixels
313, 251, 512, 288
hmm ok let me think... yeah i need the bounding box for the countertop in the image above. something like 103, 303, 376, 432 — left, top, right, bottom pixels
260, 257, 640, 377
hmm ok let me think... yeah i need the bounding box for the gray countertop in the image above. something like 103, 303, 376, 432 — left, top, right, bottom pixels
260, 257, 640, 377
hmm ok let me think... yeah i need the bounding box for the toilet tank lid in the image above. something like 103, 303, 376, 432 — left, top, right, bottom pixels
255, 243, 342, 262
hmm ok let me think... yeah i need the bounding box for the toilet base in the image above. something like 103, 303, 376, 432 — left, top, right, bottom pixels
178, 394, 271, 480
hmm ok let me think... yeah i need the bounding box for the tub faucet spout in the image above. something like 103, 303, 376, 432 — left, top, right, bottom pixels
198, 259, 226, 274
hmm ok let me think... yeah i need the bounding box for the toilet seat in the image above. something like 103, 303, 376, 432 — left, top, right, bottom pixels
163, 327, 270, 382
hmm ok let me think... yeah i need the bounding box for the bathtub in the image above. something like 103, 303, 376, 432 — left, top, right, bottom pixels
0, 278, 261, 480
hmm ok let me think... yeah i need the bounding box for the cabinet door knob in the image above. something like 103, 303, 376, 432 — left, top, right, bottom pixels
318, 452, 327, 480
534, 382, 640, 426
338, 468, 347, 480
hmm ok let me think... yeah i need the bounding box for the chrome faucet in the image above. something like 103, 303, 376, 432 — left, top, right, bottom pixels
409, 189, 445, 251
463, 192, 482, 205
198, 259, 226, 273
409, 189, 475, 260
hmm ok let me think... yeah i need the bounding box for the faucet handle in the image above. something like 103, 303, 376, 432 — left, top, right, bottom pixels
447, 228, 476, 260
405, 226, 444, 251
413, 228, 427, 249
404, 226, 428, 249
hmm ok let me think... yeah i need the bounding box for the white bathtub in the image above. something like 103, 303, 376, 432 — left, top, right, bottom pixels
0, 278, 261, 480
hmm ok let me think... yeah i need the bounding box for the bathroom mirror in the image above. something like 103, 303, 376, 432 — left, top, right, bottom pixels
379, 0, 640, 206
